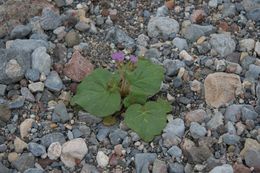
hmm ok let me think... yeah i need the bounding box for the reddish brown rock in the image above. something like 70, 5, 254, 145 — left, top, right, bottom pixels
190, 9, 206, 24
165, 0, 175, 10
218, 21, 229, 32
233, 163, 251, 173
63, 51, 94, 82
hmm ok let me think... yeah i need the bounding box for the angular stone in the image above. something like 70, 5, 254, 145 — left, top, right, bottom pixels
12, 153, 35, 172
14, 137, 28, 153
20, 118, 34, 139
47, 142, 62, 160
8, 39, 48, 53
209, 34, 236, 57
28, 82, 44, 93
32, 47, 51, 75
44, 71, 63, 92
10, 25, 31, 39
135, 153, 157, 173
52, 102, 69, 123
40, 8, 62, 30
204, 72, 242, 108
63, 51, 94, 82
41, 132, 66, 147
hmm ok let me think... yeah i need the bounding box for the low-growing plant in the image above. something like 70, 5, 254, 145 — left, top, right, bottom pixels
71, 52, 171, 142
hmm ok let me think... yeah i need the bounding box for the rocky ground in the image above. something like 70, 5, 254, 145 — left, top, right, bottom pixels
0, 0, 259, 172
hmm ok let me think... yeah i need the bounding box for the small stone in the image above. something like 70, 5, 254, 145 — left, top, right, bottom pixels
24, 168, 44, 173
240, 138, 260, 157
5, 59, 23, 80
135, 153, 157, 173
0, 84, 7, 96
32, 47, 51, 75
8, 152, 18, 162
25, 69, 40, 82
209, 164, 233, 173
207, 111, 224, 130
179, 50, 193, 62
12, 153, 35, 172
96, 151, 109, 168
28, 142, 46, 157
0, 104, 11, 122
14, 137, 28, 153
10, 25, 31, 39
172, 37, 188, 50
233, 164, 251, 173
54, 0, 66, 7
164, 118, 185, 138
239, 39, 255, 52
44, 71, 63, 92
169, 163, 184, 173
78, 111, 102, 125
147, 17, 180, 38
204, 72, 242, 108
20, 118, 34, 139
21, 87, 35, 102
9, 96, 25, 109
163, 59, 185, 76
65, 31, 80, 47
152, 159, 167, 173
244, 149, 260, 171
156, 5, 169, 17
63, 51, 94, 82
41, 132, 66, 147
222, 133, 240, 145
183, 24, 216, 42
40, 8, 62, 30
167, 145, 182, 158
209, 34, 236, 57
81, 164, 99, 173
137, 34, 149, 47
208, 0, 218, 8
109, 129, 128, 145
28, 82, 44, 93
255, 41, 260, 56
61, 138, 88, 168
48, 142, 62, 160
190, 9, 206, 24
190, 122, 207, 139
52, 102, 70, 123
190, 80, 202, 92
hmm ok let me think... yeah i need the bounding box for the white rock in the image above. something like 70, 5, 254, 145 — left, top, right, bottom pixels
60, 138, 88, 168
179, 50, 193, 62
20, 119, 34, 139
48, 142, 62, 160
28, 82, 44, 93
96, 151, 109, 168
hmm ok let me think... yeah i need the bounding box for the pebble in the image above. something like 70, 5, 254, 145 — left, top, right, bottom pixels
153, 159, 167, 173
47, 142, 62, 160
0, 84, 7, 96
147, 17, 180, 38
24, 168, 44, 173
41, 132, 66, 147
255, 41, 260, 56
209, 164, 233, 173
12, 153, 35, 172
167, 145, 182, 159
44, 71, 63, 92
96, 151, 109, 168
207, 111, 224, 130
163, 59, 185, 76
40, 8, 62, 30
32, 47, 51, 75
28, 142, 46, 157
169, 163, 184, 173
8, 152, 18, 162
0, 104, 11, 122
61, 138, 88, 168
14, 137, 28, 153
135, 153, 157, 173
190, 122, 207, 139
239, 39, 255, 52
52, 102, 70, 123
8, 39, 49, 53
20, 118, 34, 139
65, 31, 80, 47
164, 118, 185, 138
172, 37, 188, 50
25, 69, 40, 82
222, 133, 240, 145
28, 82, 44, 93
109, 129, 128, 145
209, 34, 236, 57
183, 24, 216, 42
244, 149, 260, 171
10, 25, 31, 39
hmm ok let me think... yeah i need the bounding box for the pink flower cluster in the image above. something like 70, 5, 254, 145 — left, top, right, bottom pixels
112, 51, 138, 63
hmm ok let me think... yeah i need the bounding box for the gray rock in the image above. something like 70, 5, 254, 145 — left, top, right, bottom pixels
12, 153, 35, 172
10, 25, 31, 39
137, 34, 149, 47
163, 118, 185, 138
65, 31, 80, 47
40, 8, 62, 30
0, 144, 7, 152
145, 48, 161, 59
183, 24, 216, 42
28, 142, 46, 157
78, 125, 91, 137
21, 87, 35, 102
41, 132, 66, 147
247, 8, 260, 22
156, 5, 169, 17
24, 168, 44, 173
135, 153, 157, 173
75, 21, 90, 32
152, 159, 167, 173
241, 107, 258, 121
224, 104, 255, 122
72, 128, 83, 138
242, 0, 260, 12
209, 164, 233, 173
0, 49, 31, 84
222, 133, 240, 145
97, 127, 110, 142
30, 33, 49, 41
32, 47, 51, 75
105, 27, 135, 49
9, 39, 49, 53
96, 15, 105, 26
207, 112, 224, 130
78, 111, 102, 125
163, 59, 185, 76
172, 37, 188, 50
8, 96, 25, 109
167, 145, 182, 158
222, 3, 236, 17
54, 0, 66, 7
25, 69, 40, 82
240, 56, 256, 70
52, 102, 70, 123
0, 162, 11, 173
187, 145, 213, 163
81, 164, 99, 173
190, 122, 207, 139
209, 34, 236, 57
0, 84, 6, 96
44, 71, 63, 92
244, 149, 260, 171
245, 64, 260, 81
109, 129, 128, 145
169, 163, 184, 173
208, 0, 218, 8
0, 104, 10, 122
148, 17, 179, 38
226, 121, 236, 134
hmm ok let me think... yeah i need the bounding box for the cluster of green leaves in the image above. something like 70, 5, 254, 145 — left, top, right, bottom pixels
71, 58, 171, 142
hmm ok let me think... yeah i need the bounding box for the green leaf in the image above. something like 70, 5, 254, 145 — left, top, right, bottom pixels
124, 59, 164, 107
123, 92, 147, 108
124, 100, 171, 142
71, 69, 121, 117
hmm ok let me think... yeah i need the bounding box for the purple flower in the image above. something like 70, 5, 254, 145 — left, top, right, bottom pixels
112, 51, 125, 62
130, 55, 138, 63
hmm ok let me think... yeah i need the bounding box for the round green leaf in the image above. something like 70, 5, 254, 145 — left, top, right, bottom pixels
71, 69, 121, 117
124, 59, 164, 107
124, 100, 171, 142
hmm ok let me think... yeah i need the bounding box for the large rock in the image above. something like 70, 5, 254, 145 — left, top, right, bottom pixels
0, 49, 31, 84
183, 24, 216, 42
63, 51, 94, 82
147, 17, 180, 38
61, 138, 88, 168
209, 34, 236, 57
204, 72, 242, 108
8, 39, 49, 53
